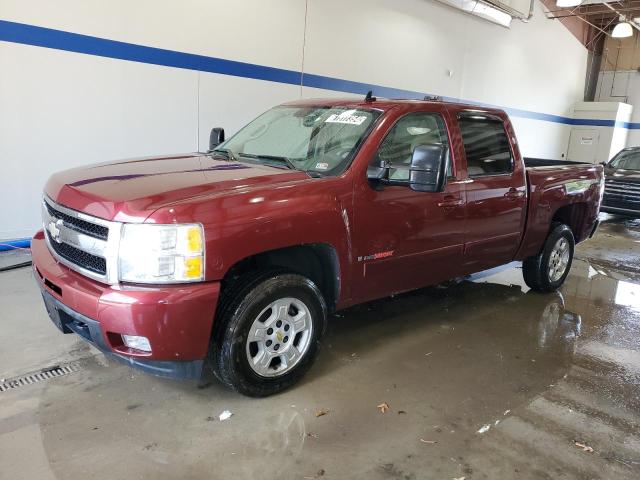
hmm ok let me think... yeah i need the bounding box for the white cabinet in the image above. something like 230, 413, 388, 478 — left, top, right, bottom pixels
567, 102, 633, 163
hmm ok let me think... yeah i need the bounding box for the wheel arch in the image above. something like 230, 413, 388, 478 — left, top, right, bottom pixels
551, 202, 588, 242
220, 243, 341, 313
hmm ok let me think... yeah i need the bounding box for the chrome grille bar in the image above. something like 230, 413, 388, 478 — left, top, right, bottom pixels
604, 180, 640, 194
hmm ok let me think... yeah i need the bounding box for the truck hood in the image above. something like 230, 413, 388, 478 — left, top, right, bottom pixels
45, 153, 310, 221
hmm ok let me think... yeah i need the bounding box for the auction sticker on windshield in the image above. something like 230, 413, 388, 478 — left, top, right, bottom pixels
325, 110, 367, 125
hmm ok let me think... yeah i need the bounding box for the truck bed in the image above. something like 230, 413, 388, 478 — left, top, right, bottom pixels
516, 160, 603, 261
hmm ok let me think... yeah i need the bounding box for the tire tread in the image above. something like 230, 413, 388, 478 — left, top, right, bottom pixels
522, 222, 574, 292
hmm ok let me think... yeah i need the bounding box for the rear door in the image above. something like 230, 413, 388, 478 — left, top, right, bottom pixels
453, 111, 527, 271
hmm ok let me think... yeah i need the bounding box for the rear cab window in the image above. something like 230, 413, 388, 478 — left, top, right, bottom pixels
457, 113, 513, 177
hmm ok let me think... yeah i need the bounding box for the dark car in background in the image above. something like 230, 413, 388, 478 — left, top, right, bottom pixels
601, 147, 640, 217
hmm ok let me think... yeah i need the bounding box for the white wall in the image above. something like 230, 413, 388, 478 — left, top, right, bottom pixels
302, 0, 586, 160
595, 70, 640, 147
0, 0, 587, 240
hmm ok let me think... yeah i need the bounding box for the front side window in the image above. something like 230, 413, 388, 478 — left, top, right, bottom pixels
458, 115, 513, 177
214, 106, 380, 176
610, 149, 640, 170
373, 112, 451, 182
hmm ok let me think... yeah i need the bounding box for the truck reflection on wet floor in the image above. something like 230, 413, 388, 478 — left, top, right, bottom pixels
323, 275, 582, 374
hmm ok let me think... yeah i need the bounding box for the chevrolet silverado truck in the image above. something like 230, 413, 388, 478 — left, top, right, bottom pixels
32, 97, 603, 396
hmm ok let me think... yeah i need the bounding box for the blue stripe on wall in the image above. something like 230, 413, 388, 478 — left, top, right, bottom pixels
0, 20, 301, 85
2, 20, 640, 130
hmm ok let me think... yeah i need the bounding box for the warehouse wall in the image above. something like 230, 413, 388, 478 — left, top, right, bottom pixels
593, 32, 640, 147
0, 0, 588, 241
595, 71, 640, 147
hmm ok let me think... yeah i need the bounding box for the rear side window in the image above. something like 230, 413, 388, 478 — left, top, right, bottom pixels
458, 115, 513, 176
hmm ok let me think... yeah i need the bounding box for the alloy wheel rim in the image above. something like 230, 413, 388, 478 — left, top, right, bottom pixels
245, 297, 313, 377
548, 237, 570, 282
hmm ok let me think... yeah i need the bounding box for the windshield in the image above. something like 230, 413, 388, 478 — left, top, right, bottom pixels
213, 106, 381, 175
610, 149, 640, 170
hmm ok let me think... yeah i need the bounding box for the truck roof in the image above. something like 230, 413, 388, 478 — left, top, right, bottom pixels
281, 97, 506, 116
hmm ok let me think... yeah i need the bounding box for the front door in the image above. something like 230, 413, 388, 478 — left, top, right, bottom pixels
352, 111, 467, 303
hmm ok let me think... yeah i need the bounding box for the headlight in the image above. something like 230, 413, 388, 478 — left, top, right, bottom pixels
118, 224, 204, 283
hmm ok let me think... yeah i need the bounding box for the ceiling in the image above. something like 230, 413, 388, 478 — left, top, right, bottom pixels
545, 0, 640, 38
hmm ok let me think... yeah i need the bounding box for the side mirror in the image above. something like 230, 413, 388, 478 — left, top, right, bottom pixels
208, 127, 225, 151
366, 157, 387, 181
409, 144, 444, 192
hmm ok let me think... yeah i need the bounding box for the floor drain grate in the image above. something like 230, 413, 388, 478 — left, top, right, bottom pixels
0, 363, 81, 392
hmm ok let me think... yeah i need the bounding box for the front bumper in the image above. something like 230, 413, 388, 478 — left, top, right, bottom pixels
31, 231, 220, 379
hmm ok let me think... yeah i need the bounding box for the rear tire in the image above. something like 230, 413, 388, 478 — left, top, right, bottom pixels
523, 223, 575, 292
209, 270, 327, 397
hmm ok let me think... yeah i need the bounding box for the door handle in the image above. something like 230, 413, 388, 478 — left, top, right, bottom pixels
438, 197, 464, 208
504, 188, 524, 200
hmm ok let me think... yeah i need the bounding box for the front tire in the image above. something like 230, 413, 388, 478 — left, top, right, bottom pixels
210, 270, 326, 397
523, 223, 575, 292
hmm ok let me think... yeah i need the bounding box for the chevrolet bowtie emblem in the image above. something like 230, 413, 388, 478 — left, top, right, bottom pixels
48, 218, 63, 243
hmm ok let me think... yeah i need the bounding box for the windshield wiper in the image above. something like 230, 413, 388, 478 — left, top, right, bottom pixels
238, 153, 296, 170
210, 148, 237, 162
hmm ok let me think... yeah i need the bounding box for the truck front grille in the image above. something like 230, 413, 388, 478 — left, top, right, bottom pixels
45, 230, 107, 275
603, 179, 640, 210
604, 179, 640, 196
42, 196, 121, 284
44, 202, 109, 241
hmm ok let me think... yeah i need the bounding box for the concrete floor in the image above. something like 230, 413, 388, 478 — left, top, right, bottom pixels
1, 214, 639, 479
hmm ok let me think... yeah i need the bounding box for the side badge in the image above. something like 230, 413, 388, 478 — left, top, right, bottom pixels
358, 251, 394, 262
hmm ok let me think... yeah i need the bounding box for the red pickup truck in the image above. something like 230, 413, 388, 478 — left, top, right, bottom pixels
32, 97, 603, 396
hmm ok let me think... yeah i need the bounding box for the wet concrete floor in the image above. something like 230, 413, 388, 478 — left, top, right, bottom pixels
1, 213, 639, 479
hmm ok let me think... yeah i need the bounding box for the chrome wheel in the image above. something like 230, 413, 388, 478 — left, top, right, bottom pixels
246, 297, 313, 377
548, 237, 570, 282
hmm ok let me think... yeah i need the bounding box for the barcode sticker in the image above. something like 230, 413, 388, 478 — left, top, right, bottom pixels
325, 111, 367, 125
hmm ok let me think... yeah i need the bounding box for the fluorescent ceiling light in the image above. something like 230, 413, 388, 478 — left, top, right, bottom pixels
556, 0, 582, 7
436, 0, 512, 28
464, 0, 512, 27
612, 21, 633, 38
